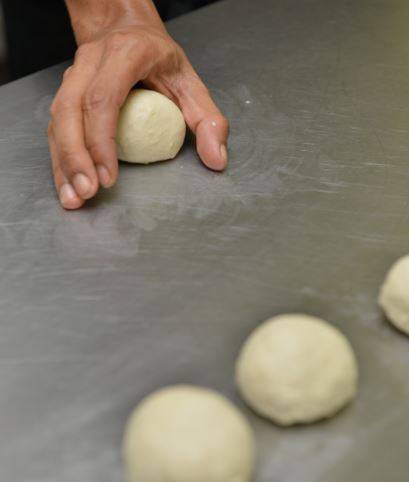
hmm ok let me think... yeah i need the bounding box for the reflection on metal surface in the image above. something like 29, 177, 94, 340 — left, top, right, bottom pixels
1, 0, 409, 481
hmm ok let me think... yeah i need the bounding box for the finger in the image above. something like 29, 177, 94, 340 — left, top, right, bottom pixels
82, 35, 144, 188
174, 70, 229, 171
48, 125, 84, 210
50, 45, 100, 199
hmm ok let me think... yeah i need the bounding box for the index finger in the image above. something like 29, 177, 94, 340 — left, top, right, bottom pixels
82, 36, 147, 187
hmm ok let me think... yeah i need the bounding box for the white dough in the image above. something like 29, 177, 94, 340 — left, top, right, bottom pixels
123, 385, 255, 482
116, 89, 186, 164
235, 314, 358, 426
379, 255, 409, 335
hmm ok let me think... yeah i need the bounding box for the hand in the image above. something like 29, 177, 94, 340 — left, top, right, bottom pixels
49, 14, 229, 210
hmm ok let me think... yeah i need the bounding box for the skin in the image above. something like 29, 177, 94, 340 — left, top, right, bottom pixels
49, 0, 230, 209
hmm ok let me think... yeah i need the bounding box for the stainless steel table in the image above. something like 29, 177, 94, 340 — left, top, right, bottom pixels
1, 0, 409, 480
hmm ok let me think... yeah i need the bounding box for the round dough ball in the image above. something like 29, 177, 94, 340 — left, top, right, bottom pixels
116, 89, 186, 164
123, 385, 255, 482
379, 255, 409, 335
235, 314, 358, 426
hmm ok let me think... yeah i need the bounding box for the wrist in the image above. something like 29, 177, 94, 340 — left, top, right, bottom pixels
65, 0, 165, 44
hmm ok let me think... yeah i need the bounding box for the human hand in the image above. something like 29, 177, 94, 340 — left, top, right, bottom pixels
49, 3, 229, 209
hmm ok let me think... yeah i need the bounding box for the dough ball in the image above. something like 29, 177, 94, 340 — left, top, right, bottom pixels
379, 255, 409, 335
235, 314, 358, 426
123, 385, 255, 482
116, 89, 186, 164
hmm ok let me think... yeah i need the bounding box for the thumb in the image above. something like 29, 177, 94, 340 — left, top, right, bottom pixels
175, 71, 229, 171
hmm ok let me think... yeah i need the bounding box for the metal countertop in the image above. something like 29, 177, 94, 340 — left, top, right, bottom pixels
1, 0, 409, 480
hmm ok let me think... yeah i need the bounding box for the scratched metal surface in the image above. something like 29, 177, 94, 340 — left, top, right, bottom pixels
1, 0, 409, 480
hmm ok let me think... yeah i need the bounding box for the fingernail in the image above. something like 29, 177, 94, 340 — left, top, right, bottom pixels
72, 173, 92, 198
59, 183, 77, 206
220, 144, 228, 165
97, 165, 111, 187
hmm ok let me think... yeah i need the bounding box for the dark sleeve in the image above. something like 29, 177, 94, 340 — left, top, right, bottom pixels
1, 0, 214, 81
2, 0, 76, 80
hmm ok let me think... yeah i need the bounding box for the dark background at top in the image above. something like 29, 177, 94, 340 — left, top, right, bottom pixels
0, 0, 219, 85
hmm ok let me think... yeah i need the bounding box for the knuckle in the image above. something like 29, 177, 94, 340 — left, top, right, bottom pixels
159, 41, 182, 70
63, 65, 73, 79
216, 113, 229, 132
176, 43, 189, 64
50, 94, 71, 118
165, 46, 179, 67
184, 73, 211, 98
196, 79, 211, 96
83, 87, 106, 113
49, 98, 60, 119
85, 140, 102, 156
74, 43, 93, 63
59, 147, 80, 168
171, 41, 184, 60
86, 137, 116, 164
106, 31, 134, 52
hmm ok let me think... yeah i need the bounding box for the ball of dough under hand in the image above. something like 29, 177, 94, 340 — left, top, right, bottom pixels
236, 314, 358, 426
116, 89, 186, 164
123, 385, 255, 482
379, 255, 409, 335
